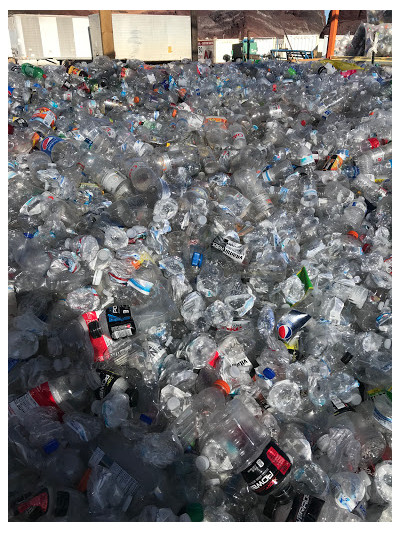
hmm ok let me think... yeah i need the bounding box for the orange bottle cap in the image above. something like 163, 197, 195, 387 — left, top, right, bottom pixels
348, 231, 359, 239
134, 96, 140, 104
214, 380, 230, 395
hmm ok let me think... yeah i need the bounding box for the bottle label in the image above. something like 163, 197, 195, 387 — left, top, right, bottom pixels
331, 395, 354, 416
204, 116, 228, 129
40, 136, 64, 158
211, 236, 246, 263
95, 369, 122, 399
67, 65, 84, 77
241, 440, 292, 495
277, 310, 311, 341
322, 154, 344, 171
9, 382, 63, 417
105, 305, 136, 340
12, 116, 29, 128
300, 154, 314, 166
81, 311, 112, 362
16, 489, 49, 520
127, 276, 154, 295
373, 406, 392, 430
286, 493, 325, 522
30, 107, 57, 128
261, 165, 273, 182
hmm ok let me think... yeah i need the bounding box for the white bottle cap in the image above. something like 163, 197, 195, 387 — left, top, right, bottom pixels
228, 366, 241, 378
167, 396, 180, 412
198, 215, 207, 226
195, 455, 210, 472
350, 392, 362, 406
384, 338, 391, 350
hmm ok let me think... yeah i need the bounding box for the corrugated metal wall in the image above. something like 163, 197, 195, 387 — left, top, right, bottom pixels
9, 14, 92, 60
254, 38, 277, 57
283, 34, 320, 52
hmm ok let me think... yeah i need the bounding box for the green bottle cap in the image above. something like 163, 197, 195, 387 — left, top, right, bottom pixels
185, 503, 204, 522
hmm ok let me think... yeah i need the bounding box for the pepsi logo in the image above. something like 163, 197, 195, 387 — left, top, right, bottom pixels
41, 137, 50, 150
278, 324, 292, 340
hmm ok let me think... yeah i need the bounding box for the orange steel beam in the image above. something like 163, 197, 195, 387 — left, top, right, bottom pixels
326, 10, 339, 59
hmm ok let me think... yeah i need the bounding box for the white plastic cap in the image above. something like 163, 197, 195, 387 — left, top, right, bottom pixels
384, 338, 391, 350
229, 366, 241, 378
167, 396, 180, 411
195, 455, 210, 472
350, 392, 362, 406
198, 215, 207, 226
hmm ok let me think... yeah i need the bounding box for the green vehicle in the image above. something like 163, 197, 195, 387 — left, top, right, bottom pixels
231, 38, 261, 62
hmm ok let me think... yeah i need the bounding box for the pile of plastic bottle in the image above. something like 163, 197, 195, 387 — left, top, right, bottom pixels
8, 55, 392, 522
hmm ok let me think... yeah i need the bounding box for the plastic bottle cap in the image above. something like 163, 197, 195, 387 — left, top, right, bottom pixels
348, 230, 359, 239
350, 392, 362, 406
43, 439, 59, 454
195, 455, 210, 472
341, 352, 354, 365
214, 379, 230, 395
229, 366, 241, 378
167, 396, 180, 411
184, 503, 204, 522
134, 96, 140, 103
263, 367, 276, 380
384, 338, 391, 349
198, 215, 207, 225
98, 249, 110, 260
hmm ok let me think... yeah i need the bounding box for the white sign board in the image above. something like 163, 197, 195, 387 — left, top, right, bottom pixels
112, 14, 191, 61
198, 40, 213, 61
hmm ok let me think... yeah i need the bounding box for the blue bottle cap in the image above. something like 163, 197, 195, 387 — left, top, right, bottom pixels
263, 367, 276, 380
140, 414, 153, 425
43, 439, 59, 454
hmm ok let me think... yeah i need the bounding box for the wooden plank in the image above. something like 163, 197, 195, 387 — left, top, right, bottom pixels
191, 11, 198, 61
99, 10, 114, 59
